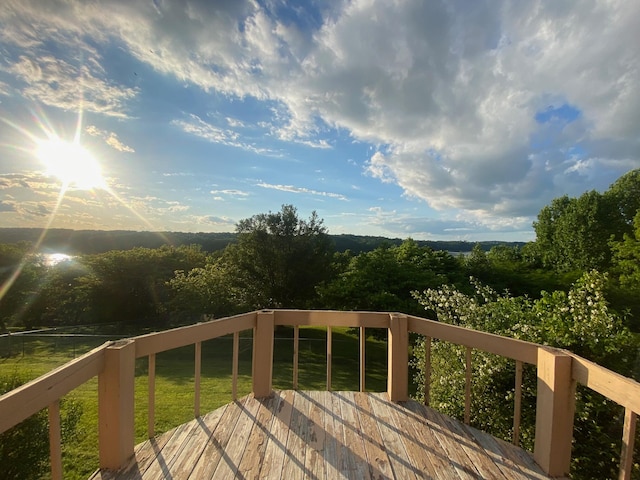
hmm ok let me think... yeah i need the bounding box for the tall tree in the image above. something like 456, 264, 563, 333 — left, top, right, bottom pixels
225, 205, 334, 309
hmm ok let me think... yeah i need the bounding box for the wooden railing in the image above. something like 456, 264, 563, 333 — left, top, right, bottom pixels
0, 310, 638, 479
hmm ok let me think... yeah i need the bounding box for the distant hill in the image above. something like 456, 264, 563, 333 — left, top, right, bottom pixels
0, 228, 526, 255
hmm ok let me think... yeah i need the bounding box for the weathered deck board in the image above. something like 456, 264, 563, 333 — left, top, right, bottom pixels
91, 391, 553, 480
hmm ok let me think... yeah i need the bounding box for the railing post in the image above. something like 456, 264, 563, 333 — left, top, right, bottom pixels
388, 313, 408, 402
252, 310, 274, 398
98, 339, 135, 470
534, 347, 575, 477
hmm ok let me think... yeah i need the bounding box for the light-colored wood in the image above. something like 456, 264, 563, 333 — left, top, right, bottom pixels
96, 391, 553, 480
98, 340, 136, 470
0, 342, 107, 433
194, 341, 201, 417
210, 391, 262, 479
133, 312, 256, 358
147, 353, 155, 438
571, 352, 640, 413
272, 309, 390, 328
188, 397, 248, 478
534, 348, 575, 477
253, 310, 274, 398
424, 336, 431, 406
513, 360, 523, 446
387, 313, 409, 402
327, 325, 332, 391
293, 325, 299, 389
48, 400, 62, 480
232, 331, 239, 400
359, 326, 365, 392
408, 315, 539, 365
351, 391, 395, 478
619, 408, 637, 480
465, 346, 472, 425
236, 395, 280, 478
259, 390, 294, 479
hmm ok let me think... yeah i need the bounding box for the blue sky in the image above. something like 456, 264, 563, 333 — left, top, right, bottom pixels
0, 0, 639, 241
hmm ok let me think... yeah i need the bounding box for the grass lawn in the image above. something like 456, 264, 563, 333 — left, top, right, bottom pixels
1, 325, 389, 479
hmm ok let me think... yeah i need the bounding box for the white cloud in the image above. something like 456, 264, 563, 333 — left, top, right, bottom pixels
1, 0, 639, 228
85, 125, 135, 152
257, 182, 347, 201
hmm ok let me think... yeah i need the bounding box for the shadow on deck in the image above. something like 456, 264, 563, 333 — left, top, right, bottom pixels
90, 391, 552, 480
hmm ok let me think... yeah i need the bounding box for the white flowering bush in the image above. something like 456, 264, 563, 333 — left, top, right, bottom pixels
411, 271, 637, 479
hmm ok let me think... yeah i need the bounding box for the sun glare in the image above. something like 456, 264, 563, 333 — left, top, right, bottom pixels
36, 138, 106, 190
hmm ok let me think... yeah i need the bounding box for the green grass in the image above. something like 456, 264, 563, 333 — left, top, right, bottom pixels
1, 326, 388, 479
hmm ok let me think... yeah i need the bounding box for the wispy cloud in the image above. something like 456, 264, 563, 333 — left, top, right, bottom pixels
257, 182, 347, 201
85, 125, 135, 152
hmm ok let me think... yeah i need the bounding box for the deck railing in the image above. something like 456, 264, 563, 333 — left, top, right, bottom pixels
0, 309, 638, 479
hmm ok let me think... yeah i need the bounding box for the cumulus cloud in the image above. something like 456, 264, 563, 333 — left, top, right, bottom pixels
1, 0, 639, 227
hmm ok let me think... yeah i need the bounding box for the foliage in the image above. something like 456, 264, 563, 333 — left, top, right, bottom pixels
319, 239, 459, 316
533, 169, 640, 272
411, 271, 636, 479
0, 371, 82, 480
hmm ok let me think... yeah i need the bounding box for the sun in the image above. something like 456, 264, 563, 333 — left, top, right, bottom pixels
36, 137, 106, 190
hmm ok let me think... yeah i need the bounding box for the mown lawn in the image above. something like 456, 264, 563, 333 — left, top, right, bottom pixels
1, 326, 389, 479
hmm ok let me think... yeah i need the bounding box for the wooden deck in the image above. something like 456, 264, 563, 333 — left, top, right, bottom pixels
90, 391, 553, 480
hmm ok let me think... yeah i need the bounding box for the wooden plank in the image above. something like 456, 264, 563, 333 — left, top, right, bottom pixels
408, 316, 538, 365
0, 342, 107, 433
337, 392, 373, 478
293, 326, 299, 390
259, 390, 295, 480
303, 390, 326, 479
187, 396, 249, 479
388, 314, 409, 402
464, 347, 471, 425
235, 394, 281, 479
404, 400, 479, 480
232, 332, 239, 400
281, 390, 312, 478
571, 354, 640, 413
323, 391, 348, 480
111, 423, 178, 478
327, 326, 332, 391
163, 404, 229, 477
359, 326, 366, 392
148, 353, 155, 438
463, 423, 550, 480
513, 360, 523, 446
619, 408, 637, 480
195, 342, 201, 417
367, 392, 419, 479
48, 400, 63, 480
134, 313, 256, 358
210, 394, 263, 479
273, 310, 390, 328
431, 405, 510, 480
141, 421, 201, 479
424, 336, 432, 406
375, 397, 448, 480
253, 311, 274, 398
351, 392, 395, 479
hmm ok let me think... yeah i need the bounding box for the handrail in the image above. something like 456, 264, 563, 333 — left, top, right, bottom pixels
0, 309, 638, 480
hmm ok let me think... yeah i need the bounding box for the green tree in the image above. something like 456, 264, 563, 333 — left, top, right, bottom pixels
319, 239, 458, 315
224, 205, 334, 309
411, 271, 636, 479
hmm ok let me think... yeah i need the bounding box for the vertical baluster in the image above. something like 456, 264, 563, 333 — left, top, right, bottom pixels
424, 336, 431, 406
232, 332, 239, 400
327, 326, 332, 391
465, 346, 472, 425
293, 326, 299, 390
513, 360, 523, 446
148, 353, 155, 438
619, 408, 637, 480
360, 326, 366, 392
48, 400, 62, 480
194, 341, 201, 417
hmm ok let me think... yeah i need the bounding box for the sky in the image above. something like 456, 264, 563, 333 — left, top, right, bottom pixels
0, 0, 639, 242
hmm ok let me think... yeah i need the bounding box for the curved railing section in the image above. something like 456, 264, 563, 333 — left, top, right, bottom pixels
0, 309, 638, 479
